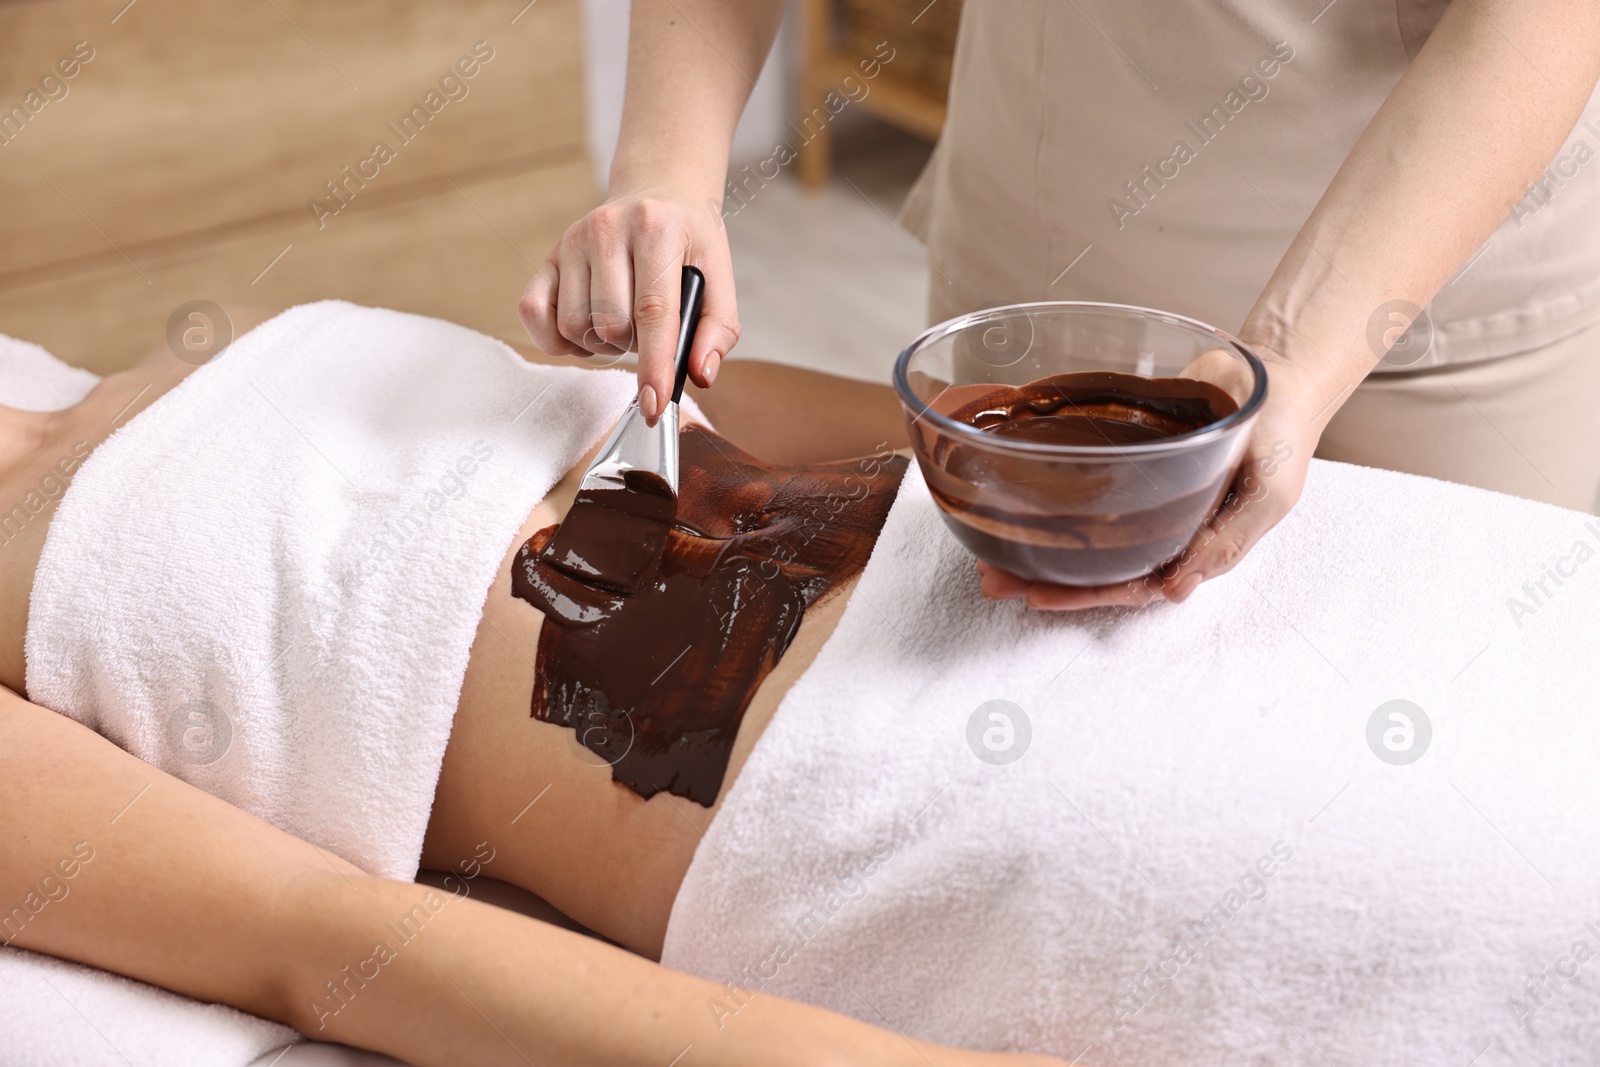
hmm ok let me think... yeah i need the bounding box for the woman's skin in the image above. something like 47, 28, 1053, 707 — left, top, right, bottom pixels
0, 314, 1059, 1067
420, 355, 913, 959
518, 0, 1600, 610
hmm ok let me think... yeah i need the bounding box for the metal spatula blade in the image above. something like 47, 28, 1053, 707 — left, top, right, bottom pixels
540, 266, 705, 593
576, 388, 683, 499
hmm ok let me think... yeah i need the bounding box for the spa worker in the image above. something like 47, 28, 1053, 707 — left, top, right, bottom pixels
518, 0, 1600, 610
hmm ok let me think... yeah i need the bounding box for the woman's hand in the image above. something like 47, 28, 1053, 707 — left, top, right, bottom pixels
518, 187, 740, 420
979, 347, 1325, 610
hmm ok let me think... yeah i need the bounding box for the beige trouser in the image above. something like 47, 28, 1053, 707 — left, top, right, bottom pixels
1318, 321, 1600, 514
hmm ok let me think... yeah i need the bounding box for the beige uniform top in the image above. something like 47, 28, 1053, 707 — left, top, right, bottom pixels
902, 0, 1600, 369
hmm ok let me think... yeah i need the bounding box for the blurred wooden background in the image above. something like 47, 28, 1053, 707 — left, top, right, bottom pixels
796, 0, 959, 187
0, 0, 592, 374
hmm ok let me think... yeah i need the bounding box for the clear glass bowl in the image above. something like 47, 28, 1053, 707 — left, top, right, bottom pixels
893, 301, 1268, 587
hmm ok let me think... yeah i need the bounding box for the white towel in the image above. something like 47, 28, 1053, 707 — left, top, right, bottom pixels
0, 333, 98, 410
0, 944, 300, 1067
662, 460, 1600, 1066
0, 334, 94, 408
25, 300, 640, 881
1, 333, 308, 1066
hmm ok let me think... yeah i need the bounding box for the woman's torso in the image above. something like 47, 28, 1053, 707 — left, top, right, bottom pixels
420, 439, 858, 957
0, 342, 205, 692
0, 322, 844, 960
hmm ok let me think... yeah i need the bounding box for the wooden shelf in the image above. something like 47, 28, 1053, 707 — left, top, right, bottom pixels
797, 0, 952, 188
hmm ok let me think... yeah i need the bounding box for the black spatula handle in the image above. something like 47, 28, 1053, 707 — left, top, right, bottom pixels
672, 266, 705, 405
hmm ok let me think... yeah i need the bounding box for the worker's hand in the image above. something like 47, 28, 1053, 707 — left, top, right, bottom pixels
518, 187, 739, 419
979, 347, 1326, 610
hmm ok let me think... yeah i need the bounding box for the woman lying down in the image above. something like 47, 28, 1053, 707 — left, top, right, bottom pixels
2, 302, 1596, 1067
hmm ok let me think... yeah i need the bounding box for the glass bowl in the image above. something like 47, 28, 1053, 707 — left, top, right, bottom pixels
893, 301, 1267, 587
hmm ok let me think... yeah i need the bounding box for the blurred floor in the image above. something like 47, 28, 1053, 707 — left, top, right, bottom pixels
723, 120, 934, 384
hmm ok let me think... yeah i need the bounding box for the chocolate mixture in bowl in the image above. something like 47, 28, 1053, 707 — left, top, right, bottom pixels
949, 371, 1238, 447
514, 426, 907, 806
923, 370, 1242, 586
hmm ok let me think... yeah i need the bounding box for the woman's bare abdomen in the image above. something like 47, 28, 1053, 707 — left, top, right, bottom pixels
420, 423, 867, 959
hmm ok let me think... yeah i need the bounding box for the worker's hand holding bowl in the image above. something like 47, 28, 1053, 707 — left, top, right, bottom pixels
894, 301, 1314, 610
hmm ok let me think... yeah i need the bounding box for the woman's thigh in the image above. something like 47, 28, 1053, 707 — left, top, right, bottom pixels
1318, 324, 1600, 512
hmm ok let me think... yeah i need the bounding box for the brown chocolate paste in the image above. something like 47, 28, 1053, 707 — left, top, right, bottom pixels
513, 426, 908, 806
927, 371, 1240, 586
953, 372, 1236, 447
540, 470, 677, 594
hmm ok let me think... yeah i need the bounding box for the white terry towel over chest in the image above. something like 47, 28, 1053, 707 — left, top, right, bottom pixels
25, 301, 638, 880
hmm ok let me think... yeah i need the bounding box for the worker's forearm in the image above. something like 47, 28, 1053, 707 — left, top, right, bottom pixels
295, 876, 914, 1067
1243, 0, 1600, 414
609, 0, 786, 201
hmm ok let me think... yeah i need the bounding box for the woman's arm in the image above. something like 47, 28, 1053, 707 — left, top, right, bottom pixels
0, 687, 1057, 1067
997, 0, 1600, 609
1200, 0, 1600, 581
519, 0, 787, 417
1244, 0, 1600, 405
0, 684, 353, 1019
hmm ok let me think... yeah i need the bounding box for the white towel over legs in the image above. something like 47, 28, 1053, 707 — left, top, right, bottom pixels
664, 460, 1600, 1067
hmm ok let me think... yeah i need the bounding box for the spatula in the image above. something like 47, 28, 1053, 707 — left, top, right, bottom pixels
539, 265, 705, 594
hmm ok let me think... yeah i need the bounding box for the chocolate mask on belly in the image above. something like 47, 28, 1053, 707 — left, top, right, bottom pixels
514, 426, 908, 806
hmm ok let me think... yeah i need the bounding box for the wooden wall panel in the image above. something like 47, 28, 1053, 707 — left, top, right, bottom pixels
0, 0, 585, 274
0, 159, 593, 375
0, 0, 593, 372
